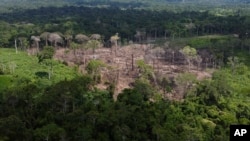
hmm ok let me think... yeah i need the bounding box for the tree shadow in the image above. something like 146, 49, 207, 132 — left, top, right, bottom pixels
35, 71, 49, 78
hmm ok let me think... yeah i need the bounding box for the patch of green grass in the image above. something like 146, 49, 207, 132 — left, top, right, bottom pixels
168, 35, 229, 49
187, 38, 211, 48
187, 35, 233, 49
0, 48, 78, 90
0, 75, 12, 91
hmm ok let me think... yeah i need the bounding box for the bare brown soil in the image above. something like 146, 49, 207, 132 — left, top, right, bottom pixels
54, 44, 212, 100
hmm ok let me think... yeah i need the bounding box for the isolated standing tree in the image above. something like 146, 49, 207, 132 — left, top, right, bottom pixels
171, 50, 175, 64
18, 37, 29, 50
110, 33, 120, 55
86, 60, 106, 83
64, 30, 74, 48
180, 46, 197, 71
14, 38, 18, 54
31, 36, 41, 52
195, 55, 202, 71
40, 32, 50, 46
86, 40, 101, 55
38, 46, 55, 80
47, 33, 64, 47
70, 41, 80, 59
87, 33, 102, 55
74, 34, 89, 65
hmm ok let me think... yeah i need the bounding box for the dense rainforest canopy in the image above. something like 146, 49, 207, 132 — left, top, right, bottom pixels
0, 5, 249, 47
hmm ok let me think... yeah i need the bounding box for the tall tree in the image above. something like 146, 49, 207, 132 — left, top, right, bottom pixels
180, 46, 197, 71
14, 37, 18, 54
37, 46, 55, 80
64, 30, 74, 48
31, 36, 41, 52
86, 60, 106, 83
47, 33, 64, 47
74, 34, 89, 65
110, 33, 120, 55
40, 32, 50, 46
18, 37, 29, 50
86, 40, 101, 55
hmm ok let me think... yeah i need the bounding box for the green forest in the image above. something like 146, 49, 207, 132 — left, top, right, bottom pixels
0, 0, 250, 141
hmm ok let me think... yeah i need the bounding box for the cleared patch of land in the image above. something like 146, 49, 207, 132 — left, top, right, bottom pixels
54, 43, 213, 100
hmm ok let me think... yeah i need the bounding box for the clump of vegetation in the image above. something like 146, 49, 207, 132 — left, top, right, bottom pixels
86, 60, 106, 83
0, 48, 78, 90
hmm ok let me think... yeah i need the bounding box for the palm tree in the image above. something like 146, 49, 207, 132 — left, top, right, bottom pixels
64, 34, 73, 48
90, 34, 101, 40
75, 34, 89, 44
31, 36, 41, 52
110, 33, 120, 55
74, 34, 90, 63
47, 33, 63, 47
88, 33, 102, 55
40, 32, 50, 46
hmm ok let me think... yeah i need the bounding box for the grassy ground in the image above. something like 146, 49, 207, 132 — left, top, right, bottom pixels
168, 35, 236, 49
0, 48, 78, 90
0, 75, 11, 91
